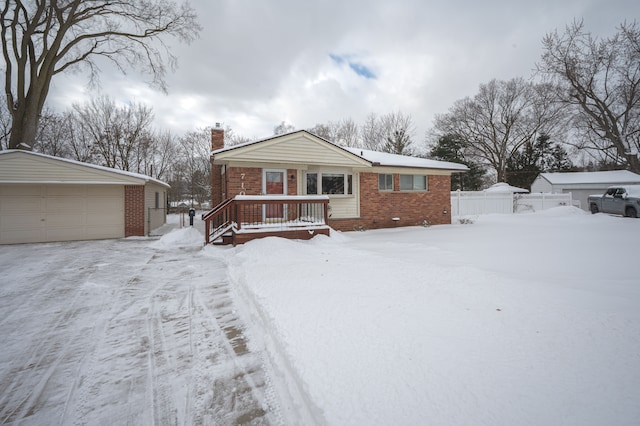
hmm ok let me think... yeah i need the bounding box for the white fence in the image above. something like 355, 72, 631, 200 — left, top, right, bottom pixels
450, 191, 575, 216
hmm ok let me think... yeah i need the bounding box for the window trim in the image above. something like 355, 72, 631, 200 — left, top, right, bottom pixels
378, 173, 394, 191
399, 174, 428, 191
306, 170, 354, 197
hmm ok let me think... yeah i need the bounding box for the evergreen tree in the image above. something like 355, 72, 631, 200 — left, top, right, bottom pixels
429, 134, 486, 191
506, 134, 573, 190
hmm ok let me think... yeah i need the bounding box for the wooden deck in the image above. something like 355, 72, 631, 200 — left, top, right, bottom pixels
203, 195, 330, 245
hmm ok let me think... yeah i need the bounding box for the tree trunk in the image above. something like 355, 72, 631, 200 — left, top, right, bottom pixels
628, 153, 640, 174
8, 108, 39, 150
8, 72, 51, 150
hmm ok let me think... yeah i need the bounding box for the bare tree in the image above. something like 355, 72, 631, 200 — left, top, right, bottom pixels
1, 0, 200, 150
142, 130, 178, 180
335, 117, 360, 147
380, 111, 415, 155
307, 123, 335, 140
178, 127, 214, 207
307, 118, 360, 146
273, 121, 296, 135
360, 113, 384, 150
65, 110, 96, 163
0, 95, 11, 150
222, 125, 251, 146
360, 111, 415, 154
433, 78, 567, 182
72, 96, 154, 171
537, 20, 640, 173
32, 108, 73, 157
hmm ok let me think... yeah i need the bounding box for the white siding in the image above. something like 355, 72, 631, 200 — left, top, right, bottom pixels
0, 151, 142, 184
328, 197, 359, 219
570, 187, 610, 211
530, 176, 553, 193
216, 134, 370, 168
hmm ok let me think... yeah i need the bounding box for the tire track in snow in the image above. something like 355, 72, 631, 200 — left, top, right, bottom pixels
0, 256, 116, 424
0, 239, 283, 425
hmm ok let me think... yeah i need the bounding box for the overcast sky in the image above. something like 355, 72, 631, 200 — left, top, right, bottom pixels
47, 0, 639, 145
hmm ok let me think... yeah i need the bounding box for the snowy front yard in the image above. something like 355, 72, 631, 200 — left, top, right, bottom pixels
211, 207, 640, 425
1, 207, 639, 425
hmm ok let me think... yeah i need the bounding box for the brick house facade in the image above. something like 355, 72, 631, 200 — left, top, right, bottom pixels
210, 128, 466, 233
329, 173, 452, 231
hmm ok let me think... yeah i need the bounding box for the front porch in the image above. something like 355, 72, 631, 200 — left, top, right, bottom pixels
203, 195, 330, 245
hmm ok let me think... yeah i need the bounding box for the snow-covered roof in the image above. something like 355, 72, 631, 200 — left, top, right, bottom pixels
538, 170, 640, 185
0, 150, 170, 187
341, 147, 468, 171
213, 130, 468, 172
484, 182, 529, 193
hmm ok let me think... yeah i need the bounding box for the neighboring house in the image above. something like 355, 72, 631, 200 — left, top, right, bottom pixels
207, 128, 467, 243
530, 170, 640, 211
0, 150, 169, 244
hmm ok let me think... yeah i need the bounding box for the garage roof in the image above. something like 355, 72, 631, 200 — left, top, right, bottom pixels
538, 170, 640, 185
0, 150, 169, 187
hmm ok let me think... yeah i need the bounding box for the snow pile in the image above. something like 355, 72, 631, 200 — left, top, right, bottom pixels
150, 226, 203, 249
213, 208, 640, 425
533, 205, 587, 216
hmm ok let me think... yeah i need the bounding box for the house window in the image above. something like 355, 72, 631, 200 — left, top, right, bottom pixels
400, 175, 427, 191
155, 192, 160, 208
307, 173, 318, 195
323, 173, 344, 194
379, 174, 393, 191
307, 172, 353, 195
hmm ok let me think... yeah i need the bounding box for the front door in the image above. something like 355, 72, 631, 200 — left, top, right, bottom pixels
263, 169, 287, 220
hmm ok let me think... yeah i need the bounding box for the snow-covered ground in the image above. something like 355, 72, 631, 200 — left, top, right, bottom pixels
0, 216, 282, 425
1, 207, 639, 425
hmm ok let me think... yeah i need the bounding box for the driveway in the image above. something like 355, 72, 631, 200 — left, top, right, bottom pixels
0, 220, 282, 425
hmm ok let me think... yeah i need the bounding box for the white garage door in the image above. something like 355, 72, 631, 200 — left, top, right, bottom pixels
0, 184, 125, 244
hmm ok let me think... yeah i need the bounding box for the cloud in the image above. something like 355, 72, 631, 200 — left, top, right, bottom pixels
44, 0, 640, 144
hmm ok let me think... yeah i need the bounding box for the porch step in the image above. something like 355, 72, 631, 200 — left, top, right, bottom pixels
212, 232, 234, 245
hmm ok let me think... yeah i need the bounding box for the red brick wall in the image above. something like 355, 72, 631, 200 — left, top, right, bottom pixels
211, 128, 224, 150
212, 162, 224, 206
124, 185, 145, 237
329, 172, 452, 231
287, 169, 298, 195
227, 167, 262, 196
210, 127, 225, 207
215, 166, 452, 232
222, 168, 298, 197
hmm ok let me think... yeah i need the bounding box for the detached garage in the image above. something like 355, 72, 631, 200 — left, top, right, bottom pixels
0, 150, 169, 245
531, 170, 640, 211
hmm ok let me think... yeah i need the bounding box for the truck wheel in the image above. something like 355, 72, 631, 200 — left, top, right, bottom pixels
590, 204, 599, 214
625, 207, 637, 218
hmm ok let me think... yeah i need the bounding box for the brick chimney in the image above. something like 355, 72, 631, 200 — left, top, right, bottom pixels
211, 123, 224, 151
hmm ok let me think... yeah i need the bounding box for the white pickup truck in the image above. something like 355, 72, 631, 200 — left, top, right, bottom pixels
588, 185, 640, 218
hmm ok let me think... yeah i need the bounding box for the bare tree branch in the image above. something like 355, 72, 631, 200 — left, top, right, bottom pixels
433, 78, 568, 182
537, 20, 640, 172
2, 0, 201, 149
